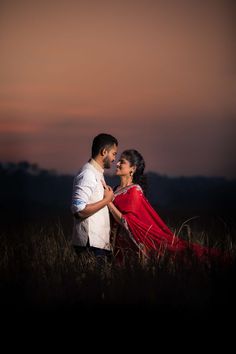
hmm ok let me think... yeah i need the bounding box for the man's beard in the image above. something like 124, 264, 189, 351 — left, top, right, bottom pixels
103, 156, 111, 169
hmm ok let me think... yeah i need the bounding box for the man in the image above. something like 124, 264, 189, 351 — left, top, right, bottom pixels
71, 133, 118, 260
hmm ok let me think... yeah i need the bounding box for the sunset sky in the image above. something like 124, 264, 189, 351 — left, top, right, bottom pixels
0, 0, 235, 178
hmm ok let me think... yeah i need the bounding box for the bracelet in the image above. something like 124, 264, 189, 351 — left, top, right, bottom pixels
120, 215, 125, 224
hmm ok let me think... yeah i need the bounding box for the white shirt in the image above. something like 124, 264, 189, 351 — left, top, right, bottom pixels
71, 159, 111, 250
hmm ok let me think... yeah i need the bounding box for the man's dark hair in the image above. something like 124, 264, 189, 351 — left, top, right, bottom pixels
92, 133, 118, 158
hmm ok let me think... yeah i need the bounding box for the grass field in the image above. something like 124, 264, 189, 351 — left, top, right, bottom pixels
1, 212, 235, 319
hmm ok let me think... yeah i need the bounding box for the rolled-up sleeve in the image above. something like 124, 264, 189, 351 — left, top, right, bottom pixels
71, 169, 97, 214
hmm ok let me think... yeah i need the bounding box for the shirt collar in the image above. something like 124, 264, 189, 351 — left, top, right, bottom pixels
89, 158, 104, 174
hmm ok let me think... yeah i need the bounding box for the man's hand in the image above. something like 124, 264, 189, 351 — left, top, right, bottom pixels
101, 180, 114, 202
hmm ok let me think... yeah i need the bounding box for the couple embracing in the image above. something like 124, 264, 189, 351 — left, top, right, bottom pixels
71, 133, 226, 265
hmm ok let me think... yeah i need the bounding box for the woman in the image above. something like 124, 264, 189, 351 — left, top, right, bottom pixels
106, 149, 226, 265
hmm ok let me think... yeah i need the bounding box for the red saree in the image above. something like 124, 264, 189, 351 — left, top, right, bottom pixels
112, 184, 223, 263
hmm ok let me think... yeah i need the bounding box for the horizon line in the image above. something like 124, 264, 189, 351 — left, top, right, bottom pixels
0, 160, 235, 181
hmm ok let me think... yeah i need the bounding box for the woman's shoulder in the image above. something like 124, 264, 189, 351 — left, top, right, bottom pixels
130, 183, 143, 191
131, 184, 144, 195
127, 184, 143, 196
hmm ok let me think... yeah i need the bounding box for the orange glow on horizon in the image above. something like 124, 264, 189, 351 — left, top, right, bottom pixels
0, 0, 235, 178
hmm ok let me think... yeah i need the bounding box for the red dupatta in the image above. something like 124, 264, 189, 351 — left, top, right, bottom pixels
113, 184, 221, 261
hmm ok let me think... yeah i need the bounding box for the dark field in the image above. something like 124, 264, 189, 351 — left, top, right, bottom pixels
1, 209, 235, 317
1, 166, 236, 330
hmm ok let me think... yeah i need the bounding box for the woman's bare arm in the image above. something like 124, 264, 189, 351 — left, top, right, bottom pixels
108, 201, 124, 226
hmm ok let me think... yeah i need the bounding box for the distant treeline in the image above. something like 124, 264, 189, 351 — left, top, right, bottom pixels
1, 162, 236, 220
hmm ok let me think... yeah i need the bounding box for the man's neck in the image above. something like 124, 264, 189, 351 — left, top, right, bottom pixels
93, 156, 104, 168
90, 158, 104, 173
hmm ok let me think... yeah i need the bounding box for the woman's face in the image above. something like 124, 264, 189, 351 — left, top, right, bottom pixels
116, 155, 134, 177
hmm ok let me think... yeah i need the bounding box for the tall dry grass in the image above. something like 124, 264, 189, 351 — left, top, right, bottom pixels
0, 217, 235, 313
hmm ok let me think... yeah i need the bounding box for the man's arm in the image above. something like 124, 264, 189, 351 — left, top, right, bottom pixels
74, 187, 114, 219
